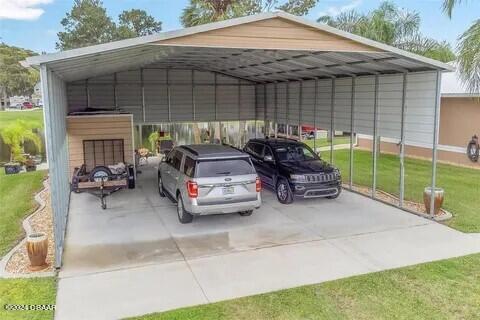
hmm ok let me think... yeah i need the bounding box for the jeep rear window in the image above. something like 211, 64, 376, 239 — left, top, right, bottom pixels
196, 158, 255, 177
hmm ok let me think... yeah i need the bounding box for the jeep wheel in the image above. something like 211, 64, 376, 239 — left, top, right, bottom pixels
177, 194, 193, 224
276, 179, 293, 204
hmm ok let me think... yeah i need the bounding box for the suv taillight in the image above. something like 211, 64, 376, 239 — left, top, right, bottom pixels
256, 177, 261, 192
186, 181, 198, 198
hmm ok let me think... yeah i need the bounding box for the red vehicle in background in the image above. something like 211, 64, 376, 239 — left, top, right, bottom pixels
22, 102, 34, 109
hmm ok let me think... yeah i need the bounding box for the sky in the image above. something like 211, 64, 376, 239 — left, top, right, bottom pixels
0, 0, 479, 54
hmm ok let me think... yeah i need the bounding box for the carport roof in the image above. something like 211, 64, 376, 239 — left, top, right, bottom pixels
24, 11, 453, 82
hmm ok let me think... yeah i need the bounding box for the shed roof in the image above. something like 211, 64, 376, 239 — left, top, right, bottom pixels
24, 11, 453, 83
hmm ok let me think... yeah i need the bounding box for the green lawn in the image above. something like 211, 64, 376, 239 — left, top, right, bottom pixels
326, 149, 480, 232
0, 277, 56, 320
304, 136, 351, 149
0, 170, 47, 257
130, 253, 480, 320
0, 110, 43, 129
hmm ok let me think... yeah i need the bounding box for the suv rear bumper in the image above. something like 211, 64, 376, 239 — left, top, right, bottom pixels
186, 195, 262, 215
291, 181, 341, 198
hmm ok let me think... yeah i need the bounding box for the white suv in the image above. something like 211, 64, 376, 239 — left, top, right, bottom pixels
158, 144, 262, 223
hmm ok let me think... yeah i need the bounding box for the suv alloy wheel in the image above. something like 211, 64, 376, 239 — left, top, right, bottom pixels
177, 194, 193, 224
276, 178, 293, 204
158, 174, 165, 197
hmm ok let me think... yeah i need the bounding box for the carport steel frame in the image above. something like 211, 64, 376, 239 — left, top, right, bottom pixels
81, 65, 442, 212
32, 12, 451, 269
111, 65, 442, 215
262, 70, 442, 217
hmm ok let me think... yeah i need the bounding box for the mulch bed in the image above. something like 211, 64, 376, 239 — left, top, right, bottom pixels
5, 180, 55, 274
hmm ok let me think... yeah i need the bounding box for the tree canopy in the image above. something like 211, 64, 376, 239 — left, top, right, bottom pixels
0, 43, 39, 98
181, 0, 318, 27
56, 0, 162, 50
443, 0, 480, 93
117, 9, 162, 39
318, 1, 455, 62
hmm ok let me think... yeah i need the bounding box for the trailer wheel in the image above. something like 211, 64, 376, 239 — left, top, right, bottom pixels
89, 166, 112, 182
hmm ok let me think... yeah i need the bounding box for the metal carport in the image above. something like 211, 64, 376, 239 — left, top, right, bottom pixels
24, 11, 453, 267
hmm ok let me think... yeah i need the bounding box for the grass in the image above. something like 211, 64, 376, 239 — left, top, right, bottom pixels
326, 149, 480, 232
0, 109, 43, 129
0, 277, 56, 320
303, 136, 351, 149
130, 253, 480, 320
0, 170, 47, 257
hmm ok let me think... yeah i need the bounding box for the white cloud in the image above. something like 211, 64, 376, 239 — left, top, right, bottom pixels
318, 0, 362, 17
0, 0, 53, 21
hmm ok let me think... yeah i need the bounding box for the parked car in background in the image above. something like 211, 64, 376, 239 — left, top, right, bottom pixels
158, 144, 262, 223
244, 138, 341, 204
302, 131, 315, 140
22, 102, 33, 109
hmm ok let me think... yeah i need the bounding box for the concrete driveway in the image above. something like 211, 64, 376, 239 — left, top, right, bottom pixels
55, 160, 480, 319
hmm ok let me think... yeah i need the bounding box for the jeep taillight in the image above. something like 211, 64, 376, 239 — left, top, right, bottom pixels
256, 177, 262, 192
186, 181, 198, 198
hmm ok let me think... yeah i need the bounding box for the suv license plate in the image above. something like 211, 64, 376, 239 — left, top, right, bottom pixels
222, 186, 235, 195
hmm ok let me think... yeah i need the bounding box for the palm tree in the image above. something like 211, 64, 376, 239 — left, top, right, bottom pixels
181, 0, 318, 27
318, 1, 455, 62
443, 0, 480, 93
0, 120, 42, 163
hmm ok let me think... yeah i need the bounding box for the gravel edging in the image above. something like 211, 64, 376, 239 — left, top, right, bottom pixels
346, 184, 452, 222
0, 179, 57, 279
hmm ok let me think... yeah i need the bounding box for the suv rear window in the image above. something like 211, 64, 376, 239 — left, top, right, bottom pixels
196, 158, 255, 177
183, 156, 196, 177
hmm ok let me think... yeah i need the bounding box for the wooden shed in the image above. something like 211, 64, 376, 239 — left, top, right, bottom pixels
66, 114, 134, 177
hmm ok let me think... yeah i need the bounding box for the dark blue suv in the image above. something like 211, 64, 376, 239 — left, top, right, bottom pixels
244, 138, 341, 204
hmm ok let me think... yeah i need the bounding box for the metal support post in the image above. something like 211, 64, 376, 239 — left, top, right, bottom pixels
299, 81, 303, 141
330, 77, 335, 163
86, 79, 90, 108
274, 82, 278, 138
313, 78, 318, 151
141, 68, 146, 122
113, 72, 118, 110
349, 76, 356, 189
214, 73, 217, 121
372, 74, 379, 198
263, 83, 267, 137
430, 71, 442, 217
286, 81, 290, 138
399, 73, 407, 206
192, 70, 196, 121
254, 85, 258, 138
166, 69, 171, 122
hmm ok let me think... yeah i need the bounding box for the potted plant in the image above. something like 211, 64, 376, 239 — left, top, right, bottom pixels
26, 232, 49, 271
0, 119, 42, 174
423, 187, 445, 215
25, 155, 37, 172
